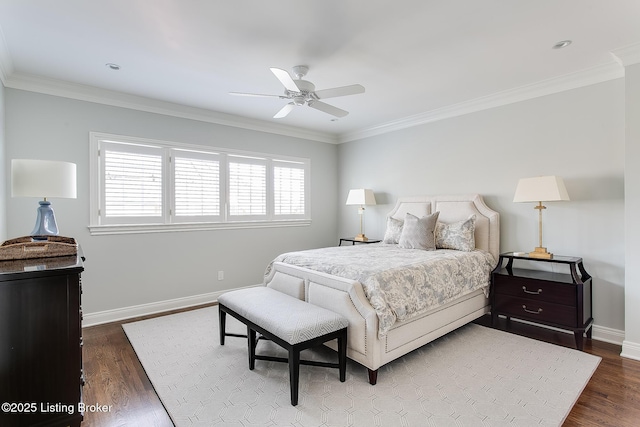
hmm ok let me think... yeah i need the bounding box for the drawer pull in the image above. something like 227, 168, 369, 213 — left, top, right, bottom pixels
522, 286, 542, 295
522, 305, 542, 315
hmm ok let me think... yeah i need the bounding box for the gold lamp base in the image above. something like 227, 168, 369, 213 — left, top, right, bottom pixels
528, 247, 553, 259
354, 234, 369, 242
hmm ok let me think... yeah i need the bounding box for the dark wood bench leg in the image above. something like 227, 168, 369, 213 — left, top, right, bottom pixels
289, 347, 300, 406
338, 331, 347, 382
248, 327, 257, 370
368, 369, 378, 385
217, 302, 348, 405
219, 306, 226, 345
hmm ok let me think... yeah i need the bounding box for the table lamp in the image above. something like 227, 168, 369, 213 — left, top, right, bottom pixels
11, 159, 77, 239
346, 189, 376, 241
513, 175, 569, 259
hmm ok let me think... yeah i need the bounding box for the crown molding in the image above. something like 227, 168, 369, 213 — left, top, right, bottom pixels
0, 24, 14, 86
3, 72, 339, 144
0, 58, 627, 145
612, 42, 640, 67
339, 61, 624, 143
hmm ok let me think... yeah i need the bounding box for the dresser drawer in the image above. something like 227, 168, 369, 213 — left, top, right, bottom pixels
494, 294, 577, 327
493, 274, 576, 306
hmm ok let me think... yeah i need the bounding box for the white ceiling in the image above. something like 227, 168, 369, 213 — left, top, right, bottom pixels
1, 0, 639, 142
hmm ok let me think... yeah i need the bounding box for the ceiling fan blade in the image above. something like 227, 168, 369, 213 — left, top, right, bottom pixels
308, 100, 349, 118
274, 103, 295, 119
229, 92, 285, 98
313, 84, 365, 100
270, 67, 299, 92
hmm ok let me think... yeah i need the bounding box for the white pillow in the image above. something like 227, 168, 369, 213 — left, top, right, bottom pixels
382, 217, 404, 244
398, 212, 439, 250
435, 214, 476, 251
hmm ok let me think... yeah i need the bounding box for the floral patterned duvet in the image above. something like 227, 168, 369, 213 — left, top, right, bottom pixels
266, 244, 496, 337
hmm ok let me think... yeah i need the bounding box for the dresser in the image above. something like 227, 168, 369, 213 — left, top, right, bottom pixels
491, 252, 593, 350
0, 251, 85, 427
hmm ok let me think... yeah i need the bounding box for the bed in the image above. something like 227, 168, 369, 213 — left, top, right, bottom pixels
263, 194, 500, 384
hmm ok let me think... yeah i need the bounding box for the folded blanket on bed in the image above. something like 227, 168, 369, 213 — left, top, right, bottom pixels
265, 244, 495, 336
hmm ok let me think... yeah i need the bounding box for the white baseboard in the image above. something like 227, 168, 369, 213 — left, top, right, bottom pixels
621, 340, 640, 361
592, 324, 625, 346
82, 284, 260, 327
509, 318, 625, 346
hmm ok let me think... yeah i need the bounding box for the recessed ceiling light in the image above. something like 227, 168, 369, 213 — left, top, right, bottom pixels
552, 40, 572, 49
105, 63, 121, 70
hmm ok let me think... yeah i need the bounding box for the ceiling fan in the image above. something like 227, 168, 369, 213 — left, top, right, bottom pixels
230, 65, 365, 119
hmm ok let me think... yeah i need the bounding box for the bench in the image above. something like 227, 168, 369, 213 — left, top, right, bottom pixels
217, 287, 349, 406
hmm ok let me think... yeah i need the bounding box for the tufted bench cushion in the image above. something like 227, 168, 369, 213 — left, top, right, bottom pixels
218, 286, 348, 406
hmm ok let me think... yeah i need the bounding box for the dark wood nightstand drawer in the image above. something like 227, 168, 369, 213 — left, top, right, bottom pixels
494, 295, 577, 326
493, 273, 576, 306
491, 253, 593, 351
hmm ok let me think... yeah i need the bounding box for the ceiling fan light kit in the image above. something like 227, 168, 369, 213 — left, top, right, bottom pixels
231, 65, 365, 119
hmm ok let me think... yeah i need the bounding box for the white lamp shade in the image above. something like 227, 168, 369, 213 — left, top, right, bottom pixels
513, 176, 569, 203
12, 159, 77, 199
346, 189, 376, 206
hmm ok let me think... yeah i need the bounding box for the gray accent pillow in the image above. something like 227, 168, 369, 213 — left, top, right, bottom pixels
382, 217, 404, 244
435, 214, 476, 251
398, 212, 439, 250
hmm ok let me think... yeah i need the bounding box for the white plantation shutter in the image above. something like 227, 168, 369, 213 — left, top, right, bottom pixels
274, 162, 305, 217
172, 151, 221, 221
228, 157, 267, 218
90, 132, 310, 232
102, 142, 164, 223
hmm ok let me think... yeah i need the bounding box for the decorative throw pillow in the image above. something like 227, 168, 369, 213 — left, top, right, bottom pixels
398, 212, 439, 250
382, 217, 404, 244
435, 214, 476, 251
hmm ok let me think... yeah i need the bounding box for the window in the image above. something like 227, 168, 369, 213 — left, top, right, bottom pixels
228, 156, 267, 219
274, 161, 306, 217
172, 150, 221, 223
89, 133, 310, 234
101, 142, 164, 224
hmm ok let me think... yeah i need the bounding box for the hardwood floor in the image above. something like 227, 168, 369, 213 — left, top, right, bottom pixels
81, 308, 640, 426
82, 319, 174, 427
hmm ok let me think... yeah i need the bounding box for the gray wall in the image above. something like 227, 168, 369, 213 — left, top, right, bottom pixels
624, 63, 640, 355
4, 89, 339, 317
338, 79, 626, 334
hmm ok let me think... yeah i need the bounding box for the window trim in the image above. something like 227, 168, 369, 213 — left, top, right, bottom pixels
89, 132, 311, 235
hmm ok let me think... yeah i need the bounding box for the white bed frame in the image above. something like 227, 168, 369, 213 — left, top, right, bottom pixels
264, 194, 500, 384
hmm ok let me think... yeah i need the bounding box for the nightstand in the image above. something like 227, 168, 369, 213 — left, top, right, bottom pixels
491, 252, 593, 350
339, 237, 382, 246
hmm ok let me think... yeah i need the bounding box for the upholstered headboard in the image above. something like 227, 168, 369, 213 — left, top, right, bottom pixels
387, 194, 500, 261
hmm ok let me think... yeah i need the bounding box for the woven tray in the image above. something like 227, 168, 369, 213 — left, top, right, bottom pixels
0, 236, 78, 260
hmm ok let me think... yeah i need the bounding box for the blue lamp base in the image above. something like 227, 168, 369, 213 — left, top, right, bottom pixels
31, 200, 60, 239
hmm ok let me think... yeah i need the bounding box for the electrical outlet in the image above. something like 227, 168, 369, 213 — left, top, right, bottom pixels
217, 271, 224, 281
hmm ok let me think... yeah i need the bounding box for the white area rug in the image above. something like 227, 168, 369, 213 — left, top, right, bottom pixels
123, 306, 600, 427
